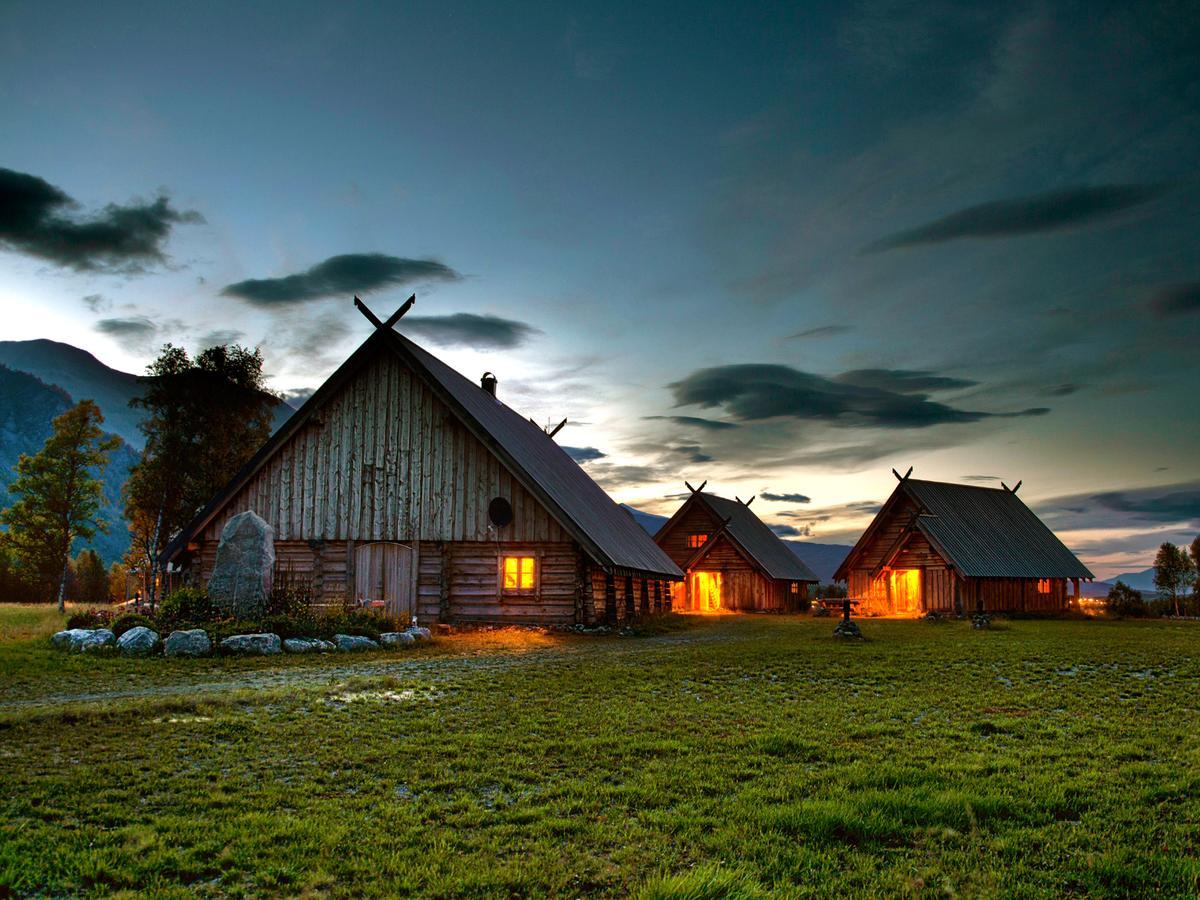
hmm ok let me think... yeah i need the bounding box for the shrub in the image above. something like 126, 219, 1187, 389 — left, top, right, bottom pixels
318, 607, 397, 641
66, 607, 115, 629
1106, 581, 1146, 618
259, 613, 319, 639
111, 613, 158, 637
158, 587, 214, 627
265, 567, 318, 635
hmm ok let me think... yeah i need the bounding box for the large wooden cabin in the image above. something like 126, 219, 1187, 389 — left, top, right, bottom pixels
655, 487, 818, 612
163, 301, 682, 626
834, 474, 1092, 616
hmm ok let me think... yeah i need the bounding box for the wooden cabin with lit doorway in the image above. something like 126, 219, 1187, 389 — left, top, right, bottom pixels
655, 485, 819, 612
833, 471, 1093, 616
162, 296, 682, 626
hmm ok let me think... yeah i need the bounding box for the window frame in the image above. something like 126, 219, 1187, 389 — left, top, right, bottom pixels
1036, 578, 1052, 594
686, 533, 709, 549
498, 552, 540, 597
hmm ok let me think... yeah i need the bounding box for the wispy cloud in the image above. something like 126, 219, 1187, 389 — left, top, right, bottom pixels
865, 184, 1168, 253
401, 313, 541, 349
1147, 282, 1200, 317
223, 253, 459, 305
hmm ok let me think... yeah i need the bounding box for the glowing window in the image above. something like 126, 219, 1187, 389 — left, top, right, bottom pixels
790, 582, 799, 594
1037, 579, 1051, 594
502, 556, 536, 592
687, 533, 708, 549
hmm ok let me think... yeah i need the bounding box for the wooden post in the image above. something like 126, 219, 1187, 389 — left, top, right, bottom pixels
639, 579, 650, 617
624, 575, 635, 621
842, 596, 851, 623
604, 572, 616, 625
654, 580, 663, 614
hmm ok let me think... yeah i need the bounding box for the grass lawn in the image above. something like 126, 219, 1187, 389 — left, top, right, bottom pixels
1, 606, 1198, 897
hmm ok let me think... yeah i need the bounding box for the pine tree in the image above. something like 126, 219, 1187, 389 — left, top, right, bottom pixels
71, 549, 110, 605
1, 401, 119, 610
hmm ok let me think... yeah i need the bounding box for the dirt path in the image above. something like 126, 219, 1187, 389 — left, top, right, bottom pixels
0, 627, 737, 711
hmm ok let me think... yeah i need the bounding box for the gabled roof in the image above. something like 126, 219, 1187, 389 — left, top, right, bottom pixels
835, 478, 1094, 581
164, 325, 682, 580
659, 491, 819, 582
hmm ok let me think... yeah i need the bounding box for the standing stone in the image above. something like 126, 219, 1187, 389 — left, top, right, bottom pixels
164, 629, 212, 657
117, 626, 160, 656
207, 510, 275, 617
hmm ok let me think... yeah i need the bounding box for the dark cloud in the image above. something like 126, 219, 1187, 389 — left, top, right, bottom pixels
222, 253, 459, 305
0, 167, 201, 272
962, 474, 1002, 484
96, 316, 157, 340
562, 445, 607, 463
835, 368, 977, 393
196, 329, 246, 348
1148, 282, 1200, 317
668, 364, 1047, 428
1039, 383, 1081, 397
787, 325, 852, 340
761, 492, 811, 503
865, 184, 1168, 253
401, 313, 540, 349
770, 523, 813, 538
81, 293, 111, 313
642, 415, 739, 431
1041, 481, 1200, 530
667, 444, 713, 464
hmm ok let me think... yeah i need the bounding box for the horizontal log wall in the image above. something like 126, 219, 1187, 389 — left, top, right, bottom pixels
200, 351, 569, 546
589, 570, 672, 624
849, 568, 1071, 615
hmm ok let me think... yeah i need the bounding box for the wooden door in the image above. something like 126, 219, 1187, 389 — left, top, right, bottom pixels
354, 542, 415, 619
690, 571, 723, 611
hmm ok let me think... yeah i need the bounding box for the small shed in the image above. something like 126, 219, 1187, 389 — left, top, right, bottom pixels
834, 472, 1093, 616
655, 485, 819, 612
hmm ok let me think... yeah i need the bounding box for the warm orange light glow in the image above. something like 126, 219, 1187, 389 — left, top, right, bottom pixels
503, 556, 536, 590
1037, 578, 1051, 594
692, 571, 722, 611
687, 533, 709, 549
886, 568, 921, 617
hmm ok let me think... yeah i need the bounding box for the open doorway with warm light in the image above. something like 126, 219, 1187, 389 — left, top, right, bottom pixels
887, 568, 921, 616
690, 571, 723, 611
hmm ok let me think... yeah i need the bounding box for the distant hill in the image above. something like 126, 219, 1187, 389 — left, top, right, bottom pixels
622, 503, 852, 583
0, 365, 138, 564
0, 339, 296, 449
1105, 567, 1158, 592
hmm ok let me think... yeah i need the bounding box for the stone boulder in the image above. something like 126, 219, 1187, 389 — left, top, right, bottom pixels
283, 637, 335, 654
164, 629, 212, 658
334, 633, 379, 652
833, 619, 862, 639
51, 628, 94, 651
207, 510, 275, 618
117, 626, 160, 656
407, 627, 433, 642
78, 629, 116, 653
219, 633, 282, 655
379, 631, 416, 648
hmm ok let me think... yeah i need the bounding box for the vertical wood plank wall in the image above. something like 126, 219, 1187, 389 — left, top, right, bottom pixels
189, 350, 677, 625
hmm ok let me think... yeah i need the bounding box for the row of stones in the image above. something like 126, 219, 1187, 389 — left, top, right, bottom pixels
51, 626, 433, 657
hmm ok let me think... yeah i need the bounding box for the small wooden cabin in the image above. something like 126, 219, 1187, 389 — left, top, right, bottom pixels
655, 488, 819, 612
834, 475, 1093, 616
163, 302, 682, 626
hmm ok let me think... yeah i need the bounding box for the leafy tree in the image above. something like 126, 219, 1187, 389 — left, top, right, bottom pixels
125, 344, 276, 608
1191, 535, 1200, 598
1105, 580, 1145, 618
108, 561, 131, 605
1153, 542, 1196, 617
0, 401, 119, 610
70, 549, 110, 606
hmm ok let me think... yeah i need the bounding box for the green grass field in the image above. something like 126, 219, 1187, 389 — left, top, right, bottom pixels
2, 606, 1198, 897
